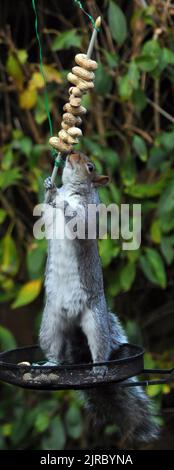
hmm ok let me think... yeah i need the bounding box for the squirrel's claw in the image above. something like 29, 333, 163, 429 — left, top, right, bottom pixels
44, 177, 55, 191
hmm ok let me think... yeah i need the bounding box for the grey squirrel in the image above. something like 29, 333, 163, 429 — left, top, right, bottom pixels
40, 152, 159, 447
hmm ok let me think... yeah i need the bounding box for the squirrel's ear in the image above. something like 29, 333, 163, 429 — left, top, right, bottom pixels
92, 175, 110, 187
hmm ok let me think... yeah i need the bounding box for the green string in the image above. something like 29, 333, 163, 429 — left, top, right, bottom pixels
32, 0, 58, 160
73, 0, 99, 31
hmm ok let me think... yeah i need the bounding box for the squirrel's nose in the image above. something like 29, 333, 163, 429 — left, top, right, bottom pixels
69, 153, 80, 163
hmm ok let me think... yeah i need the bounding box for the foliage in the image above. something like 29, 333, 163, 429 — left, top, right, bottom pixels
0, 0, 174, 449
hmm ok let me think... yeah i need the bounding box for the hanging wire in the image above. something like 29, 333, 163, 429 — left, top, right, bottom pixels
73, 0, 100, 30
32, 0, 58, 159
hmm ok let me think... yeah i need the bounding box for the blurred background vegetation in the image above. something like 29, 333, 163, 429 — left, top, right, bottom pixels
0, 0, 174, 450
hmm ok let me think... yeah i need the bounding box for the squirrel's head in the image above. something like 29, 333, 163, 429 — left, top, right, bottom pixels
62, 152, 110, 189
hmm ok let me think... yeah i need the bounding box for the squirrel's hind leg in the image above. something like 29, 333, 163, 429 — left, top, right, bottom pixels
80, 307, 110, 377
39, 302, 66, 363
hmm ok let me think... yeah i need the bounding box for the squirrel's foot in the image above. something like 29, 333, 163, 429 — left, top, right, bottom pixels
91, 365, 108, 379
44, 177, 55, 191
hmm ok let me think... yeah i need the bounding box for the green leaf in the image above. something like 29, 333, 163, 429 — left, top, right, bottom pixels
19, 137, 32, 157
150, 220, 161, 244
118, 75, 133, 101
128, 62, 140, 89
136, 55, 158, 72
65, 404, 82, 440
120, 262, 136, 291
160, 48, 174, 70
6, 53, 24, 87
99, 239, 120, 267
110, 183, 121, 204
12, 279, 42, 308
148, 146, 166, 169
103, 50, 119, 68
108, 1, 127, 45
140, 248, 167, 288
35, 413, 50, 433
161, 236, 174, 265
0, 325, 17, 350
133, 135, 148, 162
27, 241, 47, 279
140, 254, 159, 285
0, 168, 22, 190
156, 132, 174, 152
125, 176, 167, 198
95, 62, 112, 95
121, 155, 136, 186
0, 209, 7, 224
52, 30, 81, 51
1, 235, 19, 276
101, 148, 119, 170
158, 180, 174, 215
2, 149, 14, 170
42, 416, 66, 450
132, 89, 147, 111
16, 49, 28, 64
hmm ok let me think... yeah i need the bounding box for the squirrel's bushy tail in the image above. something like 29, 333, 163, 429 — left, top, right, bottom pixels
70, 313, 159, 448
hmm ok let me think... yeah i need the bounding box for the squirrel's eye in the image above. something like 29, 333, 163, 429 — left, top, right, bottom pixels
86, 162, 94, 173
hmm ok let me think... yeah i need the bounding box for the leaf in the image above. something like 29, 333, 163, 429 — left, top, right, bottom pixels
52, 30, 81, 51
12, 279, 42, 309
19, 137, 32, 156
95, 62, 112, 95
1, 235, 19, 276
0, 325, 17, 350
19, 85, 37, 109
2, 149, 14, 170
140, 254, 159, 285
160, 236, 174, 265
121, 155, 136, 186
0, 209, 7, 224
120, 262, 136, 291
16, 49, 28, 64
132, 89, 147, 112
99, 239, 120, 267
148, 146, 166, 169
27, 241, 47, 279
160, 48, 174, 70
0, 168, 22, 190
43, 65, 63, 84
103, 50, 119, 68
125, 176, 167, 198
65, 404, 82, 439
30, 72, 45, 90
101, 148, 119, 170
108, 1, 127, 45
42, 416, 66, 450
35, 413, 50, 433
6, 53, 24, 89
140, 248, 167, 288
118, 75, 133, 101
136, 55, 158, 72
110, 183, 121, 204
150, 220, 161, 244
158, 180, 174, 215
156, 131, 174, 152
133, 135, 148, 162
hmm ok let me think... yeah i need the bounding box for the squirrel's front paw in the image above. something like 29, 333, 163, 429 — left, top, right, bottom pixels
44, 177, 55, 191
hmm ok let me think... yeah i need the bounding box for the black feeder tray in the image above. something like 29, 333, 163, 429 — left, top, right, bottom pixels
0, 343, 174, 391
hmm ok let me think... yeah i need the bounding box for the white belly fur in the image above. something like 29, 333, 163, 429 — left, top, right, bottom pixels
45, 237, 87, 318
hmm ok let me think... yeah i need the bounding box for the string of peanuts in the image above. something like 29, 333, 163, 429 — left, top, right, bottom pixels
45, 16, 101, 193
49, 53, 98, 153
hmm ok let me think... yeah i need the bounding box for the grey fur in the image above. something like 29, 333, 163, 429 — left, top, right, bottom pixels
40, 153, 159, 447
